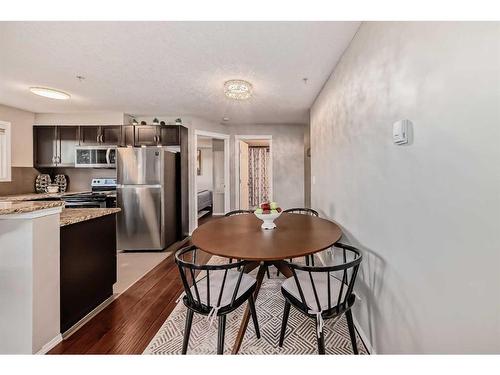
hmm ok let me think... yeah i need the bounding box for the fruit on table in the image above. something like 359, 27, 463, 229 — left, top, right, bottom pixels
257, 202, 282, 214
260, 202, 271, 211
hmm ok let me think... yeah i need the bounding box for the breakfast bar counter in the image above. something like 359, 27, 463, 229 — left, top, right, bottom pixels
59, 207, 121, 227
0, 200, 65, 215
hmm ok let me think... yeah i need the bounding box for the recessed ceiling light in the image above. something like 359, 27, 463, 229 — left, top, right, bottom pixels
224, 80, 252, 100
29, 87, 71, 100
222, 117, 230, 122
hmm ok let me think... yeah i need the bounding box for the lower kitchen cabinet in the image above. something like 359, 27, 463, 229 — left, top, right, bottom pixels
60, 214, 117, 333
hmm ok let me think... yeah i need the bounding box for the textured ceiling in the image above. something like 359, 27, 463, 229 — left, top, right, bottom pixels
0, 22, 360, 124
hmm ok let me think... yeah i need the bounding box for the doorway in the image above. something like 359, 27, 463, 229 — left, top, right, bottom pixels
194, 131, 230, 228
236, 136, 272, 210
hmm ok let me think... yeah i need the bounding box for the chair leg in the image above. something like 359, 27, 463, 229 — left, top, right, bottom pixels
217, 315, 227, 355
182, 309, 194, 354
266, 266, 271, 279
279, 301, 291, 347
345, 309, 359, 354
248, 295, 261, 339
315, 316, 325, 355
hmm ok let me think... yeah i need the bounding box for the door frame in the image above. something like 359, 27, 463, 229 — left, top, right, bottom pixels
235, 135, 273, 210
193, 130, 230, 224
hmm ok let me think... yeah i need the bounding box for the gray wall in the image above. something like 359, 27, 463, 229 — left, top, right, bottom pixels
228, 123, 306, 211
310, 22, 500, 353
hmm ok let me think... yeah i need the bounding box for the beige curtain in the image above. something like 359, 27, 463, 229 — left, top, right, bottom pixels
248, 146, 270, 207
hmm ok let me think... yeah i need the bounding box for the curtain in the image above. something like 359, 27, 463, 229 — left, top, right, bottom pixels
248, 146, 270, 207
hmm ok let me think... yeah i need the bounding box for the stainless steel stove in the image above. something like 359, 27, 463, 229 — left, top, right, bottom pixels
63, 178, 117, 208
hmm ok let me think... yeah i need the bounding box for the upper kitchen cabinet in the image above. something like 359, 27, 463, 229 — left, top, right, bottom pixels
34, 126, 79, 167
121, 125, 135, 147
79, 126, 100, 145
80, 125, 122, 146
34, 126, 57, 167
126, 125, 182, 147
158, 126, 180, 146
57, 126, 79, 166
134, 125, 159, 147
100, 126, 122, 145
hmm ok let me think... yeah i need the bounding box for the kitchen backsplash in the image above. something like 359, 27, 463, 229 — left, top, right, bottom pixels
0, 167, 40, 196
38, 167, 117, 192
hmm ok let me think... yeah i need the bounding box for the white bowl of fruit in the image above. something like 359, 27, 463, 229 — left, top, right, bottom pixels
254, 202, 282, 230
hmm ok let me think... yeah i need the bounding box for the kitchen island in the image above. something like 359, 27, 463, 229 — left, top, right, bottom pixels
0, 201, 120, 353
0, 201, 64, 354
58, 207, 121, 334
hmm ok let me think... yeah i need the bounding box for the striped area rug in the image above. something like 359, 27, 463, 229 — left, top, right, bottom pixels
144, 258, 367, 355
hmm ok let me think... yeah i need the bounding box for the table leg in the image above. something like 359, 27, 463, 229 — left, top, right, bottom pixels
273, 261, 293, 278
231, 263, 267, 354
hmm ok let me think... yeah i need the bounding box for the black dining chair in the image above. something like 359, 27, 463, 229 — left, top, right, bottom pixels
224, 209, 271, 279
224, 209, 254, 216
175, 245, 260, 354
278, 242, 362, 354
276, 208, 320, 277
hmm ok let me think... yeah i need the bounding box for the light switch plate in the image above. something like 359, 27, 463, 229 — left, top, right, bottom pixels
393, 119, 411, 145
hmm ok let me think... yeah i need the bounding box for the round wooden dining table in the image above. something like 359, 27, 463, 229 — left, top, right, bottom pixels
191, 212, 342, 354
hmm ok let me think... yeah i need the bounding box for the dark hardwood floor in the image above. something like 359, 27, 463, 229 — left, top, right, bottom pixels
49, 239, 212, 354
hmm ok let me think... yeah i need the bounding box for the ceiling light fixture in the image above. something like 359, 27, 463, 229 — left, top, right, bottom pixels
30, 87, 71, 100
224, 80, 253, 100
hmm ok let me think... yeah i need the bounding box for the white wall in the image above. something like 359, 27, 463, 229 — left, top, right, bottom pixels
0, 104, 35, 167
34, 112, 127, 125
310, 22, 500, 353
197, 146, 213, 192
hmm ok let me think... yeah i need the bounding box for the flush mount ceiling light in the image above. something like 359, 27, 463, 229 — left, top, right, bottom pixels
224, 80, 253, 100
29, 87, 71, 100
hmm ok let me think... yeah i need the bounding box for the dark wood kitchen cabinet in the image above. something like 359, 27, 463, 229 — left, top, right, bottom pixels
60, 213, 117, 333
34, 126, 57, 167
134, 125, 159, 146
100, 125, 122, 145
159, 125, 180, 145
120, 125, 182, 147
79, 126, 100, 145
79, 125, 122, 146
34, 125, 79, 167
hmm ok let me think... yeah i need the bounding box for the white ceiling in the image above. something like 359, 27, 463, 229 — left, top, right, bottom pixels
0, 22, 360, 124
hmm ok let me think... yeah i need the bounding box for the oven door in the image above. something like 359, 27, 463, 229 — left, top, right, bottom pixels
64, 200, 107, 208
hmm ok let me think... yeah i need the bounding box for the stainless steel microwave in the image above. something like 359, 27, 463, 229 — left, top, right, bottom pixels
75, 146, 116, 168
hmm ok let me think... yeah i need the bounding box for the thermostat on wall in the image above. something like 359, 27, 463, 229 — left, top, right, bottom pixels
393, 119, 412, 145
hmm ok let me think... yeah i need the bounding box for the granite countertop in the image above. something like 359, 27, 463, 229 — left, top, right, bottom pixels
0, 191, 91, 202
0, 200, 65, 215
60, 207, 121, 227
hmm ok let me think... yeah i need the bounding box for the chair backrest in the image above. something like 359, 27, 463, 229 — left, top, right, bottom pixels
175, 245, 247, 312
283, 207, 319, 216
225, 209, 254, 217
285, 242, 362, 315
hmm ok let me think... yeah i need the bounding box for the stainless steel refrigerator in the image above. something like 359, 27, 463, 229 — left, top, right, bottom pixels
116, 147, 177, 251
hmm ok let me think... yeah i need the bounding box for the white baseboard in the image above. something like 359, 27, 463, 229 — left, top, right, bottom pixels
36, 334, 62, 354
352, 315, 375, 354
